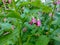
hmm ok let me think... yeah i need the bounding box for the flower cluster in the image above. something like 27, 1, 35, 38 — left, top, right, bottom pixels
29, 17, 41, 27
57, 0, 60, 4
2, 0, 12, 4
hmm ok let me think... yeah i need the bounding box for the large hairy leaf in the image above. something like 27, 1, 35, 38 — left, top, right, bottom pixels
0, 10, 21, 19
0, 28, 19, 45
36, 35, 50, 45
51, 29, 60, 42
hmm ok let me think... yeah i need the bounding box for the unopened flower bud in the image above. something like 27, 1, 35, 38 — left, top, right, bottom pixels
57, 0, 60, 4
4, 18, 7, 22
22, 27, 27, 32
2, 0, 6, 4
11, 25, 15, 30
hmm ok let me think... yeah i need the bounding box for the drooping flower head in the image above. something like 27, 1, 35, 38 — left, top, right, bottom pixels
32, 17, 36, 23
8, 0, 12, 4
36, 19, 41, 27
57, 0, 60, 4
29, 17, 36, 25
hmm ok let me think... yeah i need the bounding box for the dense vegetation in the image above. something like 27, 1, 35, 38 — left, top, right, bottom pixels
0, 0, 60, 45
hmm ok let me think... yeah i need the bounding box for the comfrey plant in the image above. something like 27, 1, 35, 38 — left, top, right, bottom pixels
0, 0, 60, 45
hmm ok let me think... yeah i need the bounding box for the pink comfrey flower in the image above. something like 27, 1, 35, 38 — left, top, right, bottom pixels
29, 17, 36, 25
32, 17, 36, 23
57, 0, 60, 4
8, 0, 12, 4
36, 19, 41, 27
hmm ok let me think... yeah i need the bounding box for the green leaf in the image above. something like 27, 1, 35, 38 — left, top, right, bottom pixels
0, 28, 19, 45
54, 40, 60, 45
36, 35, 50, 45
51, 29, 60, 42
0, 10, 21, 19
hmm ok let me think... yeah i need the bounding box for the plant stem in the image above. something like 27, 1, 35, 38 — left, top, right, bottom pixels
17, 21, 22, 45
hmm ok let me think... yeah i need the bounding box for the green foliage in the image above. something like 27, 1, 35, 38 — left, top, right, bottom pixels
36, 35, 49, 45
0, 0, 60, 45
